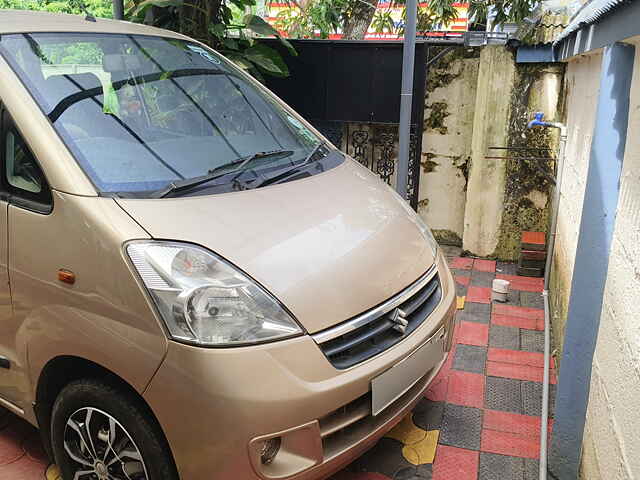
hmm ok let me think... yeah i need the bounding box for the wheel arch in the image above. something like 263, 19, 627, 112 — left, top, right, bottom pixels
33, 355, 173, 470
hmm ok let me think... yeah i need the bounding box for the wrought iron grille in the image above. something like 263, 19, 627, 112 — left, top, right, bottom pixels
313, 121, 422, 209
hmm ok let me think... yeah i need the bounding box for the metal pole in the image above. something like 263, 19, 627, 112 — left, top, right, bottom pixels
395, 0, 418, 199
113, 0, 124, 20
540, 128, 566, 480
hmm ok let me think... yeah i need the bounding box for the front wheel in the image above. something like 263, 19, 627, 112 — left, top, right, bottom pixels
50, 378, 178, 480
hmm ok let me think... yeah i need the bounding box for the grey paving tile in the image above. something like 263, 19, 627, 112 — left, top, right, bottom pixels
497, 262, 518, 276
485, 376, 522, 414
464, 302, 491, 315
524, 458, 539, 480
351, 437, 412, 477
456, 282, 468, 297
479, 453, 525, 480
489, 325, 520, 350
522, 381, 556, 417
394, 464, 433, 479
521, 329, 544, 353
440, 403, 482, 450
412, 399, 444, 431
471, 271, 495, 287
457, 309, 489, 324
451, 268, 472, 278
521, 291, 545, 309
453, 344, 487, 374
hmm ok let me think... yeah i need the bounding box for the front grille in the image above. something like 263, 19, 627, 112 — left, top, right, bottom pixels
313, 267, 441, 369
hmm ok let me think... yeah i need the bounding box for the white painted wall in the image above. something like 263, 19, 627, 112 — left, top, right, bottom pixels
553, 38, 640, 479
550, 51, 602, 346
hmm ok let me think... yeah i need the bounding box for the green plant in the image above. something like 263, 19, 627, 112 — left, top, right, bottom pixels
468, 0, 537, 30
126, 0, 296, 81
0, 0, 113, 17
274, 0, 348, 39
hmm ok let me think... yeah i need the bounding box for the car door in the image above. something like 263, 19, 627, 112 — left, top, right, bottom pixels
0, 105, 52, 411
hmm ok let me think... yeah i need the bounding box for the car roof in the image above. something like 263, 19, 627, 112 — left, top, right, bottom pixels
0, 9, 187, 39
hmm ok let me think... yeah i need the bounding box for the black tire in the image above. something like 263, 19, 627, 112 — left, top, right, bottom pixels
51, 378, 178, 480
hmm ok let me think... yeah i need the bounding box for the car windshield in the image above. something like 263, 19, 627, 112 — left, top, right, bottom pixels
0, 33, 327, 195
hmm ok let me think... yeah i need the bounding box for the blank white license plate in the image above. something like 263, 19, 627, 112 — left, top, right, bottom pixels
371, 327, 445, 416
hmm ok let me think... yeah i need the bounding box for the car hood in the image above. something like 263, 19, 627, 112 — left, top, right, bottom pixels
116, 159, 435, 334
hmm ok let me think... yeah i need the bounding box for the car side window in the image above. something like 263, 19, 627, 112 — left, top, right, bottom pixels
1, 109, 52, 213
5, 130, 43, 193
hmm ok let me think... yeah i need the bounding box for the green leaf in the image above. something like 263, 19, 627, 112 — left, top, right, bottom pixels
226, 54, 254, 71
278, 36, 298, 57
243, 43, 289, 77
222, 37, 239, 50
244, 14, 280, 37
133, 0, 182, 15
209, 23, 226, 39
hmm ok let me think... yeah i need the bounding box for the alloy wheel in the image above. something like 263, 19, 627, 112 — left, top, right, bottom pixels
63, 407, 149, 480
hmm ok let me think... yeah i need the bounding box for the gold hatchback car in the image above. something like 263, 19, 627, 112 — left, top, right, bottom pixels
0, 10, 456, 480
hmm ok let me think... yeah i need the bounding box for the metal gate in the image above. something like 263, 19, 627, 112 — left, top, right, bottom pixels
263, 40, 428, 209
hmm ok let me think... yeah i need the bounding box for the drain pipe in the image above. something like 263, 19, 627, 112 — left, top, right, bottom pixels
527, 112, 567, 480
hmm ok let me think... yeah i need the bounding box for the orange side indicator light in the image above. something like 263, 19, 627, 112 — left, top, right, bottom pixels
58, 269, 76, 285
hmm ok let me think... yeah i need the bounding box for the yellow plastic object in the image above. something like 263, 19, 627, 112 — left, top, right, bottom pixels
456, 295, 465, 310
384, 414, 440, 465
46, 464, 62, 480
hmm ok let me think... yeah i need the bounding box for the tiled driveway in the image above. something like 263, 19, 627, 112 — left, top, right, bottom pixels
0, 255, 555, 480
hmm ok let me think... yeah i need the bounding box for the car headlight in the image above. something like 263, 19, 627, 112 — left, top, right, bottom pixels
126, 241, 303, 346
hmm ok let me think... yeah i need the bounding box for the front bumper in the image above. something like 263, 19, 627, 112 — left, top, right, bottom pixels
143, 253, 456, 480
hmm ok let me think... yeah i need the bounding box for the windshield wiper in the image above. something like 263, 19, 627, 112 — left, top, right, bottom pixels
150, 149, 294, 199
246, 142, 328, 190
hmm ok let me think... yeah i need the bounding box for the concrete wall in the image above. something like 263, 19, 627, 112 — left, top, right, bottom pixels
576, 37, 640, 479
417, 49, 480, 246
462, 46, 517, 257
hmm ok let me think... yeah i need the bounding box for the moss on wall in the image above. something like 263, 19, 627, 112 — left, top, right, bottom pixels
433, 229, 463, 246
492, 63, 565, 260
424, 101, 450, 134
421, 152, 440, 173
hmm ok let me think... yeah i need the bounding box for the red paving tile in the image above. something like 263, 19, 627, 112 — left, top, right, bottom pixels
481, 429, 540, 459
466, 286, 492, 304
495, 274, 544, 292
455, 275, 471, 286
456, 321, 489, 346
446, 370, 485, 408
449, 257, 474, 270
492, 313, 541, 331
521, 231, 545, 247
483, 409, 551, 437
486, 361, 557, 384
493, 304, 544, 321
433, 445, 479, 480
473, 259, 496, 273
487, 347, 555, 368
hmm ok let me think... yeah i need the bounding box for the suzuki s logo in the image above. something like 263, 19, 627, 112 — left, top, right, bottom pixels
389, 308, 408, 334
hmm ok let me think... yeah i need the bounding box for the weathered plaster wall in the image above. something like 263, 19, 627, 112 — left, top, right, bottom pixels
462, 46, 517, 256
418, 48, 480, 246
579, 36, 640, 480
549, 51, 602, 358
492, 63, 564, 260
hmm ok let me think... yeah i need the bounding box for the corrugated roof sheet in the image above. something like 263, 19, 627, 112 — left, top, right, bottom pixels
554, 0, 635, 43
